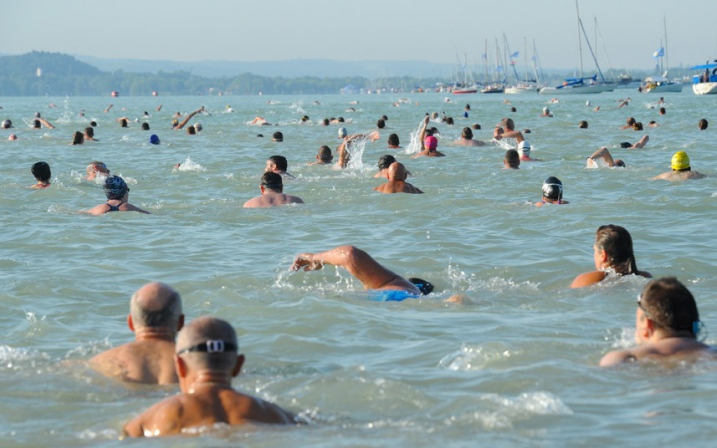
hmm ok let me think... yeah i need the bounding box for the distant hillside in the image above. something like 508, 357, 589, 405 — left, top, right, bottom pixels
0, 51, 103, 77
74, 55, 455, 79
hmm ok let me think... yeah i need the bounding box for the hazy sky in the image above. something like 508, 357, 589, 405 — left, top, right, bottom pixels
3, 0, 717, 71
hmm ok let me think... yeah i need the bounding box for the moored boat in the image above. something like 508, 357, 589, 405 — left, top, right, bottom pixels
691, 63, 717, 95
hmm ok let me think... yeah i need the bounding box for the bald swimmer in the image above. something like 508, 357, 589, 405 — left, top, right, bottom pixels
122, 316, 295, 437
89, 282, 184, 385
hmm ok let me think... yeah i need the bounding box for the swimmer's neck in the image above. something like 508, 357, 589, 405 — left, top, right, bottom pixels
134, 328, 176, 342
186, 371, 234, 393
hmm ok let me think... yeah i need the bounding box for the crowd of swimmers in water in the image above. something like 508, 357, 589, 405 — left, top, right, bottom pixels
3, 95, 716, 437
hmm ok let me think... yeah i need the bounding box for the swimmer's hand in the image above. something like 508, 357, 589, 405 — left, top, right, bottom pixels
291, 255, 324, 271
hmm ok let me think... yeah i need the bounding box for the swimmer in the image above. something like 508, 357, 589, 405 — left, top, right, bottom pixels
586, 147, 625, 168
517, 142, 539, 162
8, 134, 17, 141
265, 155, 294, 179
600, 277, 716, 367
84, 127, 98, 141
387, 133, 401, 149
83, 175, 151, 215
374, 162, 423, 194
31, 117, 54, 129
494, 117, 528, 149
455, 127, 486, 147
337, 129, 380, 168
653, 151, 705, 181
540, 107, 553, 117
412, 135, 444, 158
1, 119, 13, 129
30, 161, 51, 189
271, 131, 283, 142
243, 172, 304, 208
71, 131, 84, 145
291, 245, 433, 301
104, 104, 113, 113
619, 117, 636, 130
629, 135, 649, 149
579, 121, 588, 129
570, 225, 651, 288
503, 149, 520, 169
308, 145, 333, 165
173, 107, 204, 130
89, 282, 184, 385
698, 118, 708, 130
535, 176, 568, 206
86, 161, 110, 181
374, 155, 396, 178
121, 316, 295, 437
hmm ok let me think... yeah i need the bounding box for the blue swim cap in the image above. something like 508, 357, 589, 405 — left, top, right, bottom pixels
104, 175, 129, 199
150, 134, 160, 145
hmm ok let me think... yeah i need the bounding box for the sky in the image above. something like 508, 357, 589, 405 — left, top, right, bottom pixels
3, 0, 717, 72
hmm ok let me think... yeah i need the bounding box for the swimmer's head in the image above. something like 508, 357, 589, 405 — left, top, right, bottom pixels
619, 142, 632, 149
387, 133, 399, 147
338, 127, 348, 139
518, 141, 531, 157
408, 278, 433, 295
149, 134, 160, 145
579, 120, 588, 129
614, 159, 626, 167
260, 171, 283, 193
103, 175, 129, 200
31, 161, 51, 183
639, 277, 701, 338
377, 154, 396, 171
194, 123, 202, 132
1, 119, 12, 129
317, 145, 333, 163
542, 176, 563, 201
671, 151, 690, 171
543, 107, 549, 113
461, 127, 473, 139
424, 135, 438, 150
272, 131, 283, 142
87, 161, 110, 177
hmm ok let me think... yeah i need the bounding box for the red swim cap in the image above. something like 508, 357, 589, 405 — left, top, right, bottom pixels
424, 135, 438, 150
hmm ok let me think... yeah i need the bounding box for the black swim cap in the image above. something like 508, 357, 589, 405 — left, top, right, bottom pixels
542, 176, 563, 201
409, 277, 434, 295
619, 142, 632, 148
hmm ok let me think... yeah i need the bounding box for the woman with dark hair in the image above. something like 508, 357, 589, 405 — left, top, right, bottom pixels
71, 131, 84, 145
571, 224, 651, 288
31, 161, 51, 189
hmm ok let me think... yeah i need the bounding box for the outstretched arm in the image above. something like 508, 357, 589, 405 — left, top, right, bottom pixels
291, 245, 403, 290
174, 107, 204, 129
630, 135, 649, 149
418, 116, 429, 150
38, 118, 55, 129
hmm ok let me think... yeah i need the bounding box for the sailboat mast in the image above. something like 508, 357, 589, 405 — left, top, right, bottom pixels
576, 0, 584, 78
664, 15, 669, 72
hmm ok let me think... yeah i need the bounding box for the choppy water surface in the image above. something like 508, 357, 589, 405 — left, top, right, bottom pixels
1, 89, 717, 446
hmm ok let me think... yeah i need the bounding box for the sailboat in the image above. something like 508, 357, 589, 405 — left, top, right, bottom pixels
452, 53, 477, 94
641, 16, 683, 93
539, 1, 613, 95
482, 39, 505, 93
505, 37, 540, 94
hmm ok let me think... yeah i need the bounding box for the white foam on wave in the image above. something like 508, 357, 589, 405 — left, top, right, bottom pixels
174, 156, 206, 172
438, 343, 517, 371
0, 345, 51, 371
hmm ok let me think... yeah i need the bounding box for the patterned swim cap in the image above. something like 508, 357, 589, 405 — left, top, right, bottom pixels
103, 175, 129, 199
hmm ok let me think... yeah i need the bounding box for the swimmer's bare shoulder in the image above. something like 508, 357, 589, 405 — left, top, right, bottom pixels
122, 389, 295, 437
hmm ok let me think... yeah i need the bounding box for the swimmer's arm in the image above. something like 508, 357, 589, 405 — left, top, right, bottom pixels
175, 107, 203, 129
81, 205, 109, 216
418, 116, 429, 149
38, 118, 55, 129
630, 135, 649, 149
599, 349, 637, 367
292, 245, 402, 290
128, 204, 151, 215
570, 270, 606, 288
500, 130, 522, 139
589, 147, 615, 167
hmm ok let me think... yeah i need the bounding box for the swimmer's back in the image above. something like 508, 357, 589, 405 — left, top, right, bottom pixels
123, 388, 295, 436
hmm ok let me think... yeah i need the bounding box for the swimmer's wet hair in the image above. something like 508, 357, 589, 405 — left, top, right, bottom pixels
31, 161, 51, 182
378, 155, 396, 170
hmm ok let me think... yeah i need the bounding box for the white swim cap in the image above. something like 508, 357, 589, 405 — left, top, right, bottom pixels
518, 141, 531, 155
338, 127, 348, 138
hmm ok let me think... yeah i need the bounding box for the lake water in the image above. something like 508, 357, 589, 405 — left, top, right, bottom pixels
1, 88, 717, 447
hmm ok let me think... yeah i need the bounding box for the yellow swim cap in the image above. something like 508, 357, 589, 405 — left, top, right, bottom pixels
671, 151, 690, 171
